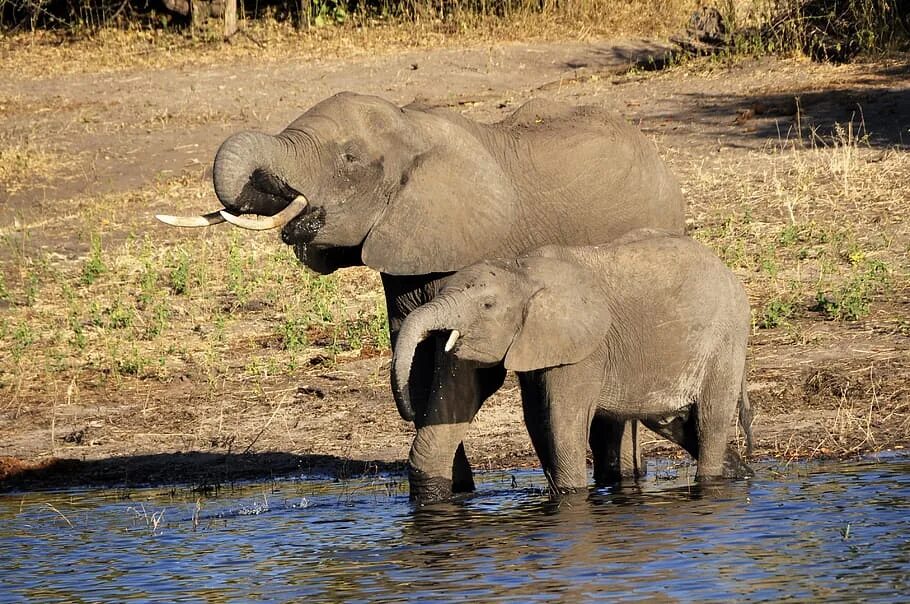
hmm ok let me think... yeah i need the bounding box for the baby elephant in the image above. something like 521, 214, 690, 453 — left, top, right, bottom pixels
393, 231, 753, 493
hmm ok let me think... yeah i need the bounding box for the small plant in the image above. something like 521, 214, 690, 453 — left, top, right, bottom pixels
116, 345, 148, 376
107, 300, 134, 329
11, 322, 34, 360
138, 259, 159, 305
813, 259, 889, 321
0, 272, 8, 301
128, 504, 165, 536
145, 302, 170, 339
80, 234, 105, 286
370, 301, 391, 350
69, 313, 87, 350
227, 234, 251, 301
169, 249, 191, 295
758, 297, 797, 329
280, 317, 309, 353
308, 276, 339, 323
778, 223, 801, 247
303, 0, 348, 28
759, 250, 779, 277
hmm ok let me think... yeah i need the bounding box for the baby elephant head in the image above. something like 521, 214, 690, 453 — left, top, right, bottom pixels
392, 255, 611, 419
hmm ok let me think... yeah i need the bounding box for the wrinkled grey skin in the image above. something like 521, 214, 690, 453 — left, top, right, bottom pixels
210, 92, 684, 502
394, 231, 754, 493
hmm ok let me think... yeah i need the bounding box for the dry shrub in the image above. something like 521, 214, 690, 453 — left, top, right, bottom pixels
0, 0, 698, 36
723, 0, 910, 61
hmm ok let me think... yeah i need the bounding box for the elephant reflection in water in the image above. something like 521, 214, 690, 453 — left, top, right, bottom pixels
385, 480, 754, 599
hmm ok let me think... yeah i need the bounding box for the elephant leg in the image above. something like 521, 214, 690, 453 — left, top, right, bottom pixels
518, 372, 592, 495
589, 414, 646, 485
449, 363, 506, 493
641, 407, 700, 460
694, 375, 753, 480
518, 372, 553, 478
408, 341, 506, 503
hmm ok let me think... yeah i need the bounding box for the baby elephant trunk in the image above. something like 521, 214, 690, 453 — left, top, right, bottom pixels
392, 299, 460, 422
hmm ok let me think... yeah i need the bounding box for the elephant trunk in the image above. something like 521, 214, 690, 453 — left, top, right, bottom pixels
156, 131, 306, 229
212, 131, 299, 216
392, 298, 461, 422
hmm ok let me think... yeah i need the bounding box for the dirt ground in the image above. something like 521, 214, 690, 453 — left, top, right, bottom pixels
1, 33, 908, 491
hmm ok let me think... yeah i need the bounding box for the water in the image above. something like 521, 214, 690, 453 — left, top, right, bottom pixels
1, 455, 908, 602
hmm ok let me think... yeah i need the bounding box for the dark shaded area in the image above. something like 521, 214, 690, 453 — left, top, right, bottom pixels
665, 61, 910, 149
0, 452, 405, 493
763, 0, 910, 63
0, 0, 549, 32
0, 0, 295, 31
676, 1, 910, 63
558, 42, 679, 74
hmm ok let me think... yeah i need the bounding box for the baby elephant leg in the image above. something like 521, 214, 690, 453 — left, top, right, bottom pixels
408, 351, 498, 503
519, 373, 591, 494
590, 414, 646, 484
642, 408, 699, 460
695, 375, 754, 480
644, 406, 753, 479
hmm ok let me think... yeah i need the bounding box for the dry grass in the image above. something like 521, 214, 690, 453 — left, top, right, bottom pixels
687, 119, 910, 336
0, 175, 387, 402
0, 142, 76, 194
0, 1, 699, 78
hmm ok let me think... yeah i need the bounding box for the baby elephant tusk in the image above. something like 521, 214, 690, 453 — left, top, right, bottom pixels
155, 211, 226, 228
444, 330, 460, 353
219, 195, 310, 231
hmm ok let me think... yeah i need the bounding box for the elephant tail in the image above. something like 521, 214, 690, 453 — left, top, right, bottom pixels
738, 371, 755, 457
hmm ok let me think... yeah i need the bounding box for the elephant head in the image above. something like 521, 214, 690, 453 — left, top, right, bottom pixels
392, 255, 612, 418
157, 92, 515, 275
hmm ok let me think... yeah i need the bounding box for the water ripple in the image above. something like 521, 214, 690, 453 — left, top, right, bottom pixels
1, 455, 908, 601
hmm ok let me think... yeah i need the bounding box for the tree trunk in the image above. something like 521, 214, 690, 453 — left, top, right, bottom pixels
223, 0, 237, 38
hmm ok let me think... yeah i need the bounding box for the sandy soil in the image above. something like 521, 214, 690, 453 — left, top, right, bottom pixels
1, 36, 908, 491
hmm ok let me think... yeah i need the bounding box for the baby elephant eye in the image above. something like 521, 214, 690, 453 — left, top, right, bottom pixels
483, 301, 495, 310
341, 153, 358, 163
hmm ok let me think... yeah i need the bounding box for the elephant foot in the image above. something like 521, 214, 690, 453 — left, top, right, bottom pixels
722, 447, 755, 479
408, 466, 454, 505
590, 417, 646, 486
593, 463, 646, 486
547, 485, 587, 501
696, 448, 754, 481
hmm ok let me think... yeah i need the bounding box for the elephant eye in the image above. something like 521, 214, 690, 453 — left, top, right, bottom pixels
341, 152, 359, 164
483, 300, 495, 310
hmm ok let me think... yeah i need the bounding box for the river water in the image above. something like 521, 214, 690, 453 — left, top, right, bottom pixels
1, 454, 907, 602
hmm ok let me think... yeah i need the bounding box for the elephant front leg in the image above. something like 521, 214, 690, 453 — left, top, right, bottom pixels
409, 423, 476, 503
590, 414, 646, 485
519, 371, 594, 495
408, 346, 505, 504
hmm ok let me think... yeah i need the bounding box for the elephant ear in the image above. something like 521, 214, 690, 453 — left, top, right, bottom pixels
361, 147, 516, 275
504, 257, 611, 372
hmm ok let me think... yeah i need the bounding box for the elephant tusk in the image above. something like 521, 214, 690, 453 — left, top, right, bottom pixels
219, 195, 310, 231
444, 330, 460, 353
155, 211, 226, 228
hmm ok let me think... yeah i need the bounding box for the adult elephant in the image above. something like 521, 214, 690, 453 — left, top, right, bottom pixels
157, 92, 684, 503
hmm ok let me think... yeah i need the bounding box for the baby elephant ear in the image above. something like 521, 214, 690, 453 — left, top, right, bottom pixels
361, 148, 516, 275
504, 258, 610, 372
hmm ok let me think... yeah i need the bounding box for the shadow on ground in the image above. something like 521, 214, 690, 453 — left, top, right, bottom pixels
667, 60, 910, 148
0, 452, 406, 493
